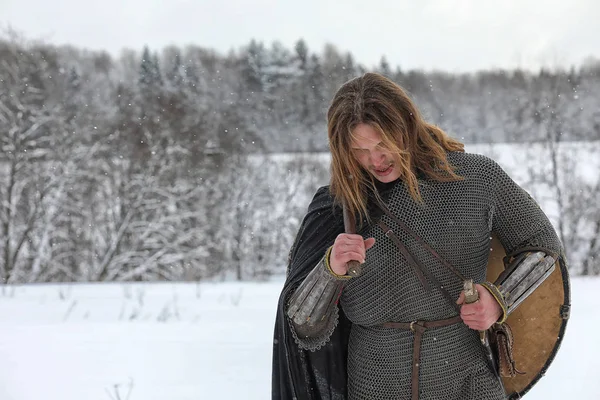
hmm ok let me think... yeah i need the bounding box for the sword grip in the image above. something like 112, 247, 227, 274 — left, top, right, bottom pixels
343, 201, 363, 277
463, 279, 486, 343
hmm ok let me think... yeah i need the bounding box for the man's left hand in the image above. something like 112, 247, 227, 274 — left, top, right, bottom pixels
456, 283, 502, 331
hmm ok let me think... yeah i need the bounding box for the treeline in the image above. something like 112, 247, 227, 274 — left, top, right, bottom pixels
1, 32, 599, 283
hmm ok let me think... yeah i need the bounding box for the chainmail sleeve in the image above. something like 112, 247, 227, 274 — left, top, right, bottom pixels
487, 158, 562, 256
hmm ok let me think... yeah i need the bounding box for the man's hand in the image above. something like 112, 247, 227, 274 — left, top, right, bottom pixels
456, 283, 502, 331
329, 234, 376, 275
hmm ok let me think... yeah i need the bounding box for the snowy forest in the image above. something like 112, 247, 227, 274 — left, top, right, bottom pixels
1, 32, 599, 284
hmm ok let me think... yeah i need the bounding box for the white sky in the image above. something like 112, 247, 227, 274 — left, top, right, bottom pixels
1, 0, 599, 72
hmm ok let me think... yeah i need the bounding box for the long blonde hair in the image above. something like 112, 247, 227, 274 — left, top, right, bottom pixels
327, 72, 465, 223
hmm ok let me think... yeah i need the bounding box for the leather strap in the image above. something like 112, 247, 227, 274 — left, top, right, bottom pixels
377, 220, 461, 314
378, 219, 430, 291
382, 316, 463, 400
376, 199, 468, 282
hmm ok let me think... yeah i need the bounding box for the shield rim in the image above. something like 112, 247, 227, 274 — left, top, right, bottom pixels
508, 256, 570, 399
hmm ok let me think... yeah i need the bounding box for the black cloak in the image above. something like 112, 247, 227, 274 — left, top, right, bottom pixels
272, 184, 392, 400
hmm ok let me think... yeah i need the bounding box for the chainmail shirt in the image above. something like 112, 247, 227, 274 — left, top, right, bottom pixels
293, 152, 562, 400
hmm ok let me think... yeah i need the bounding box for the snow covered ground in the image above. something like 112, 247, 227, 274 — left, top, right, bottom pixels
0, 277, 598, 400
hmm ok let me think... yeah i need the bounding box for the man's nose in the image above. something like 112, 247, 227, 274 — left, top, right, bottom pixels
371, 151, 385, 164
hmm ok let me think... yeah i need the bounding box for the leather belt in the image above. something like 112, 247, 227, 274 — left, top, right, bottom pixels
382, 315, 463, 400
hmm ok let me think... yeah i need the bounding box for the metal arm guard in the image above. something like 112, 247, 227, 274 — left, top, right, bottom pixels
492, 250, 557, 322
286, 247, 350, 351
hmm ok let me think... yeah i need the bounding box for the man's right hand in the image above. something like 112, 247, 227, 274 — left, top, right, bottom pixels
329, 234, 376, 275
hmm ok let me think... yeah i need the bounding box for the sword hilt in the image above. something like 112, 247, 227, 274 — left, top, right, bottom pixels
463, 279, 479, 303
347, 260, 362, 277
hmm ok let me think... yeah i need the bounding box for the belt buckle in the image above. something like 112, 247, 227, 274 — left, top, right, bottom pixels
410, 321, 416, 332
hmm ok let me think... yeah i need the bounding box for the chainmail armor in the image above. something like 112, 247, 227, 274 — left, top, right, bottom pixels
291, 152, 562, 400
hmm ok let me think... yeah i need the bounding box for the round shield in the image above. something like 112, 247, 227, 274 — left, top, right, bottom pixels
486, 235, 571, 399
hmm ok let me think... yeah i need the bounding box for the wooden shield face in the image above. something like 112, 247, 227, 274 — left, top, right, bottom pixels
486, 235, 571, 399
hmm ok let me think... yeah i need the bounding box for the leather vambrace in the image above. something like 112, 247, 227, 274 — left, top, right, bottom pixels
286, 247, 350, 348
494, 250, 557, 319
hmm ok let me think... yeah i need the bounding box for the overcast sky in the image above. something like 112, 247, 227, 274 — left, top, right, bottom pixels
1, 0, 599, 72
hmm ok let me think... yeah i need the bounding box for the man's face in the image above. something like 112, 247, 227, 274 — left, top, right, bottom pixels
350, 123, 401, 183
